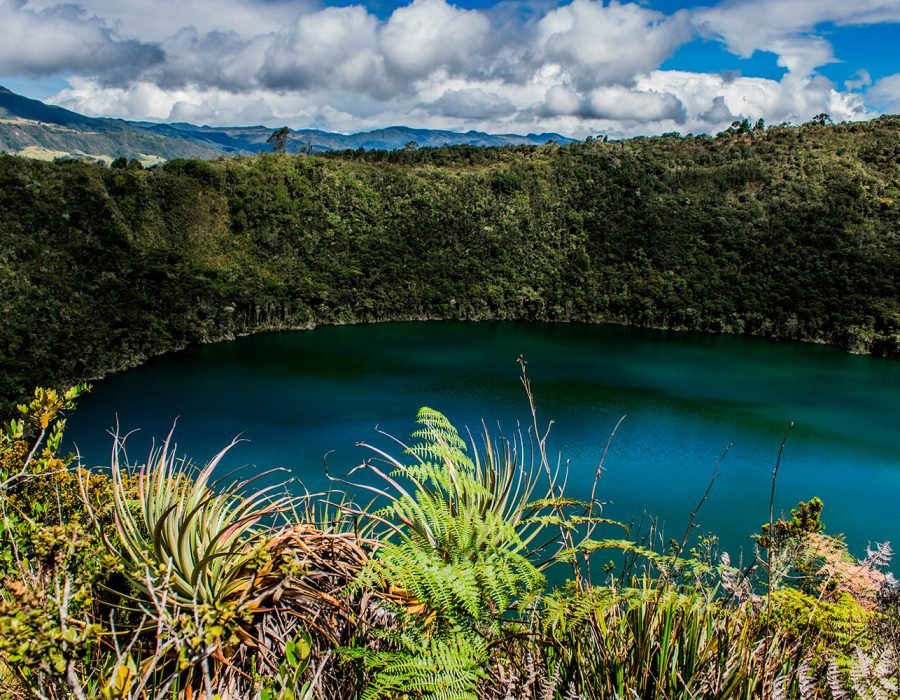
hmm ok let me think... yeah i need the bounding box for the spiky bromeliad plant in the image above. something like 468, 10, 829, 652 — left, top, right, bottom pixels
98, 432, 292, 611
82, 432, 314, 691
82, 432, 376, 696
73, 428, 375, 698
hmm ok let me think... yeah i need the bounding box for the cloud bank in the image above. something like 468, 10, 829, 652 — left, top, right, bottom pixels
3, 0, 896, 136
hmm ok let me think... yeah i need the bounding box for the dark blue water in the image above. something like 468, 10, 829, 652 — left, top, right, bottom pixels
66, 322, 900, 564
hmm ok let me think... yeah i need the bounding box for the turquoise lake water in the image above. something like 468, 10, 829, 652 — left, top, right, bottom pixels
66, 321, 900, 564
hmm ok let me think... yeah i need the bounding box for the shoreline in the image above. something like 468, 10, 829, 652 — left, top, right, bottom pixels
77, 312, 896, 392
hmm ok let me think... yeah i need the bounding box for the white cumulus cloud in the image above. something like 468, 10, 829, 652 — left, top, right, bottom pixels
261, 6, 386, 94
1, 0, 893, 137
0, 0, 162, 80
535, 0, 693, 88
427, 88, 516, 119
693, 0, 900, 79
380, 0, 492, 80
868, 73, 900, 112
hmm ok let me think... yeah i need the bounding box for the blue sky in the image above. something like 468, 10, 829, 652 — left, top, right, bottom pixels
1, 0, 898, 136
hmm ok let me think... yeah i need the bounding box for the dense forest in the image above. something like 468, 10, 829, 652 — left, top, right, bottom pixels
1, 116, 898, 412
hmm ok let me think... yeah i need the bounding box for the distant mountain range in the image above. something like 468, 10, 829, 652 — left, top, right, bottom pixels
0, 86, 574, 163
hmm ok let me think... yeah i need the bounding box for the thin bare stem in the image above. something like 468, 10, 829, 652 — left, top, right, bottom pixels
584, 414, 627, 584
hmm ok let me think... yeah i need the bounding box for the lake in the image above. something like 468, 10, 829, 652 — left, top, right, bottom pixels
66, 321, 900, 566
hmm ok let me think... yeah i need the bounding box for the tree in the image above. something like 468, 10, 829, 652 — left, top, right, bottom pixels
718, 119, 752, 138
111, 156, 143, 170
267, 126, 291, 154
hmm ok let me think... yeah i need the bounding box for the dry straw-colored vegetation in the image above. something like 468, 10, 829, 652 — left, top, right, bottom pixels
1, 371, 897, 699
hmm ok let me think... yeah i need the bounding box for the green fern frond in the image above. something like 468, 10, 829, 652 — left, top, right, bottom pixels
521, 513, 630, 532
359, 630, 488, 700
556, 538, 688, 568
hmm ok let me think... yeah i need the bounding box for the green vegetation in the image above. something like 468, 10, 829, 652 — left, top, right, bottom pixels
2, 116, 898, 414
2, 378, 898, 699
0, 88, 223, 163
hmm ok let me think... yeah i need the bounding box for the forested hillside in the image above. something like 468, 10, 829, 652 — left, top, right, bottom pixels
1, 116, 898, 411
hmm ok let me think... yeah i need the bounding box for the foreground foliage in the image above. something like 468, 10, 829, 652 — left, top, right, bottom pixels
1, 383, 897, 699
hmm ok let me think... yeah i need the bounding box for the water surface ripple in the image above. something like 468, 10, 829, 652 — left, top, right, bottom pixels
67, 321, 900, 562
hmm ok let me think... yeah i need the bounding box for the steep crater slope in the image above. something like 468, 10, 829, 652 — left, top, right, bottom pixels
1, 118, 898, 411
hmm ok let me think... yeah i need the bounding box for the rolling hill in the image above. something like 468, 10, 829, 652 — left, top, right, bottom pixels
0, 86, 573, 163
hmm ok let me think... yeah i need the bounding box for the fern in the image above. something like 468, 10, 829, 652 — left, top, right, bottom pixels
359, 408, 549, 620
850, 648, 898, 700
358, 630, 488, 700
352, 408, 559, 698
347, 407, 633, 698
